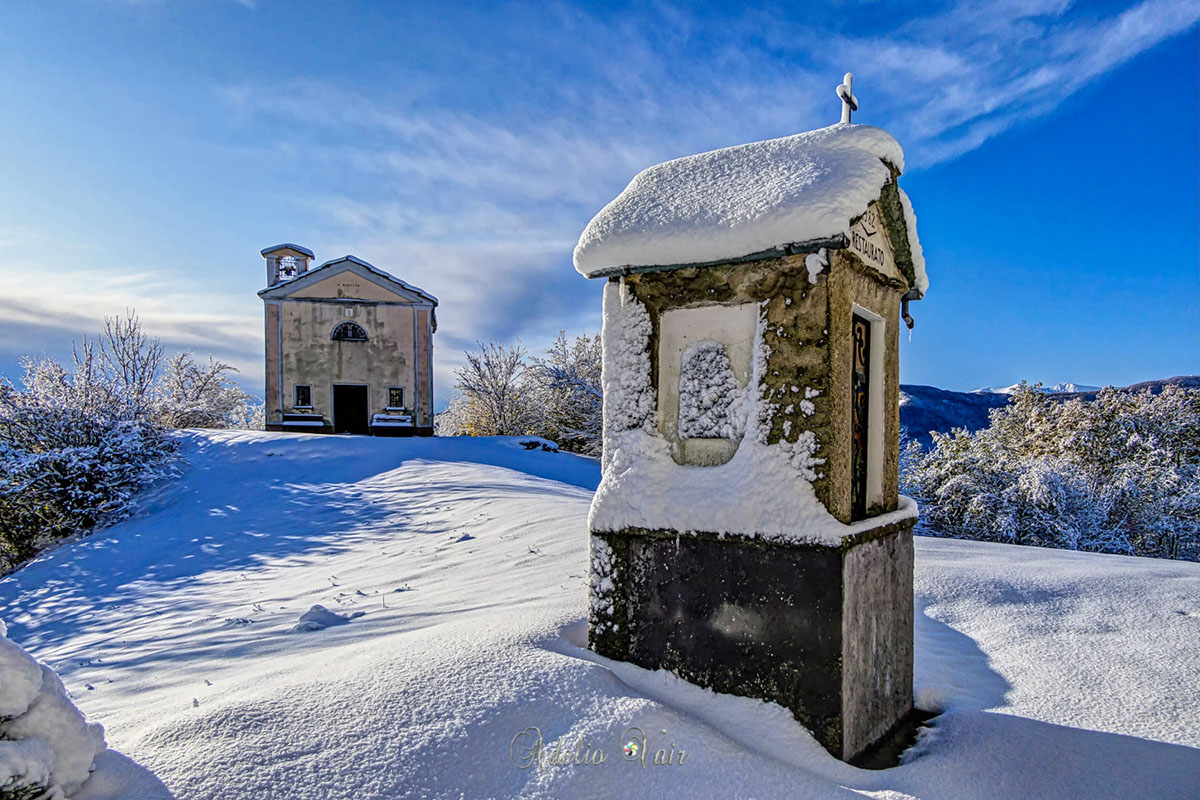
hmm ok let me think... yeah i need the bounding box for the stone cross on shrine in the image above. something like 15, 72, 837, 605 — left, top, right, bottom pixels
838, 72, 859, 124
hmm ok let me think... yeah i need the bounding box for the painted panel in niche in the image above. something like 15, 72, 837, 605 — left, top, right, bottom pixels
657, 303, 758, 467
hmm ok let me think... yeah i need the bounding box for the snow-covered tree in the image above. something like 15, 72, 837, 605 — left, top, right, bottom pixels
441, 334, 603, 454
898, 426, 923, 497
527, 332, 602, 455
0, 311, 261, 572
433, 391, 479, 437
452, 341, 533, 436
903, 383, 1199, 560
99, 310, 163, 418
152, 352, 257, 430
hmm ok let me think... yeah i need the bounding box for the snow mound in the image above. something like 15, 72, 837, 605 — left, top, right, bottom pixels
575, 123, 925, 295
0, 621, 165, 799
0, 620, 43, 717
289, 605, 364, 633
1, 621, 105, 798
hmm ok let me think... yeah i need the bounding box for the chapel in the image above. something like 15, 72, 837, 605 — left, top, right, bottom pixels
258, 244, 437, 436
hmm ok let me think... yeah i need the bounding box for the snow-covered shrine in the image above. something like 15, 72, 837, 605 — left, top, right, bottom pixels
576, 75, 929, 763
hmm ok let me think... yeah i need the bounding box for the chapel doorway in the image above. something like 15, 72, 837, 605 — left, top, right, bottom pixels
333, 384, 370, 435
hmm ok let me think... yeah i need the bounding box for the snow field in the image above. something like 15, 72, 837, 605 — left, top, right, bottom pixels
0, 430, 1195, 799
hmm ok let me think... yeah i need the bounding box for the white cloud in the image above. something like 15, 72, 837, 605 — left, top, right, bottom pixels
207, 0, 1195, 402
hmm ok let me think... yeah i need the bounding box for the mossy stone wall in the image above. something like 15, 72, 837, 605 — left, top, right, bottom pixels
826, 248, 905, 522
623, 243, 907, 523
622, 254, 837, 511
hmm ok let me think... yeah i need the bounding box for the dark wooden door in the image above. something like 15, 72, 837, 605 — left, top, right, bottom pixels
333, 385, 369, 435
851, 315, 871, 520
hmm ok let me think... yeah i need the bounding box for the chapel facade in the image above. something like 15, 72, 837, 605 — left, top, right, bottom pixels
258, 244, 437, 436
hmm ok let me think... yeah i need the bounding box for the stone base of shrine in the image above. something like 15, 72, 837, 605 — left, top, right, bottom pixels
588, 516, 915, 763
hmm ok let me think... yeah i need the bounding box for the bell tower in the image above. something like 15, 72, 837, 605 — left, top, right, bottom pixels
261, 243, 315, 287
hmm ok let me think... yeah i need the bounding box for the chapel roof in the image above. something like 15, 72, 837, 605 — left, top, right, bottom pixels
260, 243, 315, 258
258, 254, 438, 306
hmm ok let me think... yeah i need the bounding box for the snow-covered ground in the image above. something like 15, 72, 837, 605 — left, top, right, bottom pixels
1, 430, 1196, 799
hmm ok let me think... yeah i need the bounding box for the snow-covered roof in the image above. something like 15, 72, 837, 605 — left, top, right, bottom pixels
260, 243, 315, 258
574, 123, 927, 296
259, 255, 438, 306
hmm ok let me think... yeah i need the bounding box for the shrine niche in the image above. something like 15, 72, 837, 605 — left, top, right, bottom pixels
657, 302, 758, 466
574, 74, 930, 763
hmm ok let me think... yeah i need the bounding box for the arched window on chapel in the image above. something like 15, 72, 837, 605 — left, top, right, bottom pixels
331, 321, 368, 342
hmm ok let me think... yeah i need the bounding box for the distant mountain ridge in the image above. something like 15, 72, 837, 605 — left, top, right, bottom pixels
900, 375, 1199, 446
973, 382, 1101, 395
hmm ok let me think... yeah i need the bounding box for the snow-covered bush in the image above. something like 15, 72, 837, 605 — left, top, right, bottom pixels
0, 620, 107, 799
0, 311, 267, 572
903, 384, 1200, 560
0, 347, 177, 571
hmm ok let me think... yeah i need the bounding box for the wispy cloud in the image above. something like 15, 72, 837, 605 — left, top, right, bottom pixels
823, 0, 1198, 162
0, 265, 262, 383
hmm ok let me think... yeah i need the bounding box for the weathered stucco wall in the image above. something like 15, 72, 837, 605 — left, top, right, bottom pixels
280, 300, 414, 418
290, 272, 418, 304
263, 298, 433, 429
264, 302, 280, 416
416, 309, 433, 426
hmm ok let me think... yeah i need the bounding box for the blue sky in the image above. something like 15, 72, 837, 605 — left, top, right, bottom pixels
0, 0, 1196, 403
